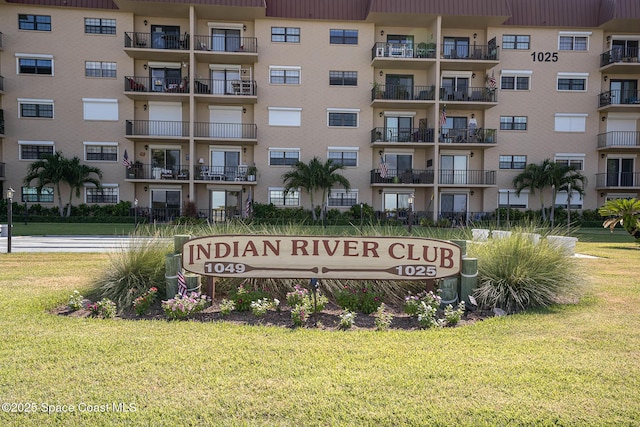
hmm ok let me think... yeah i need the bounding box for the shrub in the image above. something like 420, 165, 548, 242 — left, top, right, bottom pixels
468, 230, 582, 313
93, 234, 171, 312
230, 285, 270, 312
416, 302, 441, 329
444, 302, 465, 326
291, 303, 309, 327
373, 303, 393, 331
219, 299, 236, 315
162, 292, 209, 320
250, 298, 279, 317
286, 285, 309, 307
133, 287, 158, 316
338, 310, 356, 330
68, 290, 84, 311
335, 284, 383, 314
404, 290, 441, 316
88, 298, 117, 319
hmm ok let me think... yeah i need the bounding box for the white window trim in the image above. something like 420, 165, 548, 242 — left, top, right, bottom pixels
556, 72, 589, 92
15, 53, 54, 75
268, 107, 302, 127
499, 189, 529, 208
327, 108, 360, 128
269, 65, 301, 85
18, 140, 55, 160
500, 70, 532, 90
268, 147, 301, 167
268, 187, 300, 207
148, 61, 181, 69
82, 98, 119, 121
328, 147, 359, 168
328, 189, 359, 207
558, 32, 591, 51
383, 111, 417, 117
17, 98, 54, 119
83, 141, 118, 162
554, 113, 588, 132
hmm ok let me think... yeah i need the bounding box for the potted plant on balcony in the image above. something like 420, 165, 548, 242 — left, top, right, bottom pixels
372, 81, 383, 99
247, 166, 257, 182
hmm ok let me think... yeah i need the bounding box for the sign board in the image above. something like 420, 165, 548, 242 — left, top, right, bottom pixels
183, 235, 461, 280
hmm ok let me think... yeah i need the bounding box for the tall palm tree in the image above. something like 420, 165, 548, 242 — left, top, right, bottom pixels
546, 162, 587, 225
282, 157, 350, 221
512, 160, 550, 220
64, 156, 103, 217
23, 152, 69, 216
599, 198, 640, 243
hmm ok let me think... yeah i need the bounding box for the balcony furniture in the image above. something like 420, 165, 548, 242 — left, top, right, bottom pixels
416, 43, 427, 58
135, 34, 147, 47
454, 90, 467, 101
177, 170, 189, 180
231, 80, 253, 95
127, 77, 145, 91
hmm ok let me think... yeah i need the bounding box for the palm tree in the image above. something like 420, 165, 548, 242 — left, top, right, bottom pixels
599, 198, 640, 243
282, 157, 350, 221
23, 152, 69, 216
546, 162, 587, 225
513, 160, 550, 220
64, 156, 103, 217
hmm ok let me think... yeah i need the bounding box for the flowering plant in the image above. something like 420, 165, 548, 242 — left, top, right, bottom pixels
88, 298, 117, 319
250, 298, 279, 317
416, 302, 442, 329
404, 290, 441, 316
68, 290, 84, 311
162, 292, 209, 320
133, 287, 158, 316
286, 285, 309, 307
291, 303, 309, 327
338, 310, 356, 330
444, 301, 465, 326
230, 285, 269, 312
373, 303, 393, 331
335, 284, 382, 314
219, 298, 236, 315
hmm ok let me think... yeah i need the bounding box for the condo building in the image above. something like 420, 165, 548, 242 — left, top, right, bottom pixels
0, 0, 639, 222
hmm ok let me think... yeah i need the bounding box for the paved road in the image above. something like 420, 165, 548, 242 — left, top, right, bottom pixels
0, 236, 138, 253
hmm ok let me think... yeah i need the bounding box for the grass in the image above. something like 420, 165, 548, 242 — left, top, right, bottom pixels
1, 243, 639, 425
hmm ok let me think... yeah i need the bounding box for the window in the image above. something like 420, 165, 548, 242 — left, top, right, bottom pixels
328, 148, 358, 167
499, 155, 527, 169
17, 56, 53, 75
500, 116, 527, 130
84, 143, 118, 161
557, 73, 588, 92
86, 186, 118, 204
83, 98, 118, 121
330, 29, 358, 45
85, 18, 116, 35
328, 189, 358, 207
501, 75, 530, 90
558, 32, 590, 51
269, 188, 300, 206
554, 114, 587, 132
502, 35, 530, 50
19, 99, 53, 118
555, 154, 585, 171
271, 27, 300, 43
329, 71, 357, 86
269, 149, 299, 166
269, 66, 300, 85
19, 141, 54, 160
268, 107, 302, 127
555, 190, 583, 209
328, 109, 358, 127
85, 61, 116, 78
22, 187, 54, 203
18, 14, 51, 31
499, 190, 528, 209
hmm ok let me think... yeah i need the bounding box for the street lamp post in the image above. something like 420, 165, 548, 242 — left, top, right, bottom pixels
6, 188, 14, 254
359, 202, 364, 235
134, 198, 138, 229
407, 194, 414, 234
567, 183, 571, 231
551, 184, 556, 228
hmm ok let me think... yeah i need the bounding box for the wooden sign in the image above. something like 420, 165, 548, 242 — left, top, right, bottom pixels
183, 235, 461, 280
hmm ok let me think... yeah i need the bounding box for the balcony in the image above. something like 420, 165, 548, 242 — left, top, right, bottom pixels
0, 163, 5, 179
124, 32, 190, 60
600, 47, 640, 73
0, 31, 3, 49
440, 128, 497, 146
125, 163, 191, 181
195, 165, 257, 183
598, 89, 640, 111
194, 78, 257, 104
194, 122, 257, 142
597, 131, 640, 151
370, 169, 434, 185
440, 44, 500, 71
0, 75, 4, 92
125, 164, 257, 183
371, 84, 436, 108
371, 42, 436, 69
371, 127, 435, 145
126, 120, 189, 141
439, 170, 496, 186
124, 76, 189, 101
596, 172, 640, 189
194, 35, 258, 64
440, 86, 497, 108
0, 109, 4, 136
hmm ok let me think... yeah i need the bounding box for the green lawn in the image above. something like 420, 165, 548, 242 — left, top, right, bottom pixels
0, 243, 639, 426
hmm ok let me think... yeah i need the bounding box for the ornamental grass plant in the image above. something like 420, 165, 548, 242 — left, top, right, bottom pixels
468, 228, 583, 313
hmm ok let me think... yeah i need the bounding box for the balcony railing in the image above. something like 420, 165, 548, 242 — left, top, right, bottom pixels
371, 42, 436, 59
0, 32, 3, 49
194, 122, 257, 139
126, 120, 189, 137
0, 163, 5, 179
193, 35, 258, 53
126, 163, 190, 180
440, 128, 497, 144
124, 76, 187, 93
0, 75, 4, 92
194, 78, 257, 96
598, 89, 640, 107
596, 172, 640, 188
371, 127, 435, 143
600, 47, 640, 67
439, 170, 496, 185
0, 109, 4, 135
440, 86, 497, 102
196, 165, 256, 182
597, 131, 640, 149
124, 32, 189, 50
441, 44, 499, 61
370, 169, 434, 184
371, 84, 436, 101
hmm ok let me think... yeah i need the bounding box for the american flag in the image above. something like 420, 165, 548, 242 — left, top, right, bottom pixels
177, 270, 187, 296
379, 155, 388, 179
488, 72, 497, 90
122, 149, 132, 169
244, 187, 253, 218
439, 106, 447, 127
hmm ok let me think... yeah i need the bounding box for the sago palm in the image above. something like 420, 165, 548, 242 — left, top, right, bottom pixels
599, 198, 640, 243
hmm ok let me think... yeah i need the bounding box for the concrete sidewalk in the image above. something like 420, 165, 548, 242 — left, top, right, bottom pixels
0, 236, 136, 253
